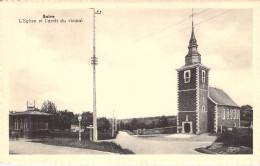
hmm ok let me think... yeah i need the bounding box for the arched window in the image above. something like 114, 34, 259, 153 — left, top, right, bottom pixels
202, 70, 205, 83
184, 70, 190, 83
202, 105, 205, 112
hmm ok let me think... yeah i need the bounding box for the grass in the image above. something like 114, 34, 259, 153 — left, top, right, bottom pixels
42, 137, 134, 154
49, 130, 118, 140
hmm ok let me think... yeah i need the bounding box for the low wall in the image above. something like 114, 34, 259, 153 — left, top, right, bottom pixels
133, 126, 177, 135
219, 126, 253, 136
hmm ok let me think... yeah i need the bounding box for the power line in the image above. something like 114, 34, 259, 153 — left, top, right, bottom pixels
157, 9, 233, 41
137, 8, 211, 43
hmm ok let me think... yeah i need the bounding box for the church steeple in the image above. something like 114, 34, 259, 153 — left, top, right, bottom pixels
185, 9, 201, 66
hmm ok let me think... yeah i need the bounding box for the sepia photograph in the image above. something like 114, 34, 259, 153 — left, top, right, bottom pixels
0, 2, 258, 164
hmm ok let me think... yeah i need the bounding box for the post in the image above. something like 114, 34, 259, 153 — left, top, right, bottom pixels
115, 118, 117, 131
78, 115, 82, 141
112, 110, 114, 137
90, 8, 102, 142
90, 125, 93, 141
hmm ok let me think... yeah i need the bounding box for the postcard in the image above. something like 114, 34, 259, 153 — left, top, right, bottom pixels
0, 1, 259, 165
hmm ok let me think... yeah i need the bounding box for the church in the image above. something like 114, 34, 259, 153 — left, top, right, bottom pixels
176, 20, 240, 134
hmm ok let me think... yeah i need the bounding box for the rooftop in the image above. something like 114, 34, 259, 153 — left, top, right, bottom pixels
209, 87, 239, 107
10, 110, 52, 116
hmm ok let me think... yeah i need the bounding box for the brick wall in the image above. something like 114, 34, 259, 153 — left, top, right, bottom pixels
217, 105, 240, 127
178, 68, 197, 90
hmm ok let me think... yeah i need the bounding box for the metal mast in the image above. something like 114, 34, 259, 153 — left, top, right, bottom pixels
90, 8, 101, 142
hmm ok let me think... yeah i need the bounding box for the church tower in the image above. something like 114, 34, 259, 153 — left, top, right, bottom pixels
176, 12, 210, 134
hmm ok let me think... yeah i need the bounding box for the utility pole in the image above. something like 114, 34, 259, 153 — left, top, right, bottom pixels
90, 8, 102, 142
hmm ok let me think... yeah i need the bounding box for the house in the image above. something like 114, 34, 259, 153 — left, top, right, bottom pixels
176, 20, 240, 134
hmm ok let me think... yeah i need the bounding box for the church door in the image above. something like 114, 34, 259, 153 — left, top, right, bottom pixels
184, 123, 191, 133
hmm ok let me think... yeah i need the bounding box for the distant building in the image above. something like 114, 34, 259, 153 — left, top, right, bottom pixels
9, 101, 52, 138
177, 21, 240, 134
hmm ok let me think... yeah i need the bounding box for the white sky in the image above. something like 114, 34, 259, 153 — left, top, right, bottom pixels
3, 7, 253, 119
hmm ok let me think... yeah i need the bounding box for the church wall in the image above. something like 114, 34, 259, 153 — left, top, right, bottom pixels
198, 90, 208, 133
178, 68, 197, 90
178, 111, 197, 134
178, 91, 196, 111
198, 68, 209, 90
207, 99, 215, 132
217, 105, 240, 129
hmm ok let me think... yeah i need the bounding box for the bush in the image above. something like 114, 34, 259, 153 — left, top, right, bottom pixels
215, 131, 253, 148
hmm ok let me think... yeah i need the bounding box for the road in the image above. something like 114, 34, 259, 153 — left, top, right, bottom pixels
111, 131, 216, 154
9, 139, 113, 154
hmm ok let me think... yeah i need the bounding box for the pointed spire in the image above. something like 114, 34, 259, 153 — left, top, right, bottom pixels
185, 8, 201, 66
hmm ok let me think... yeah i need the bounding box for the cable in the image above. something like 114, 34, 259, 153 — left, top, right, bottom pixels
137, 8, 211, 43
157, 9, 233, 41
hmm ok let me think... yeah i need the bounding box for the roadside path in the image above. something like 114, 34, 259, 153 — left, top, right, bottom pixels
9, 139, 113, 154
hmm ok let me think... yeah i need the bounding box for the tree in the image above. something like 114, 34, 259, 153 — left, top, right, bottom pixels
139, 122, 147, 129
41, 100, 57, 114
81, 111, 93, 130
97, 117, 111, 131
158, 116, 169, 128
119, 121, 125, 130
241, 105, 253, 121
124, 122, 130, 130
130, 118, 139, 131
55, 110, 75, 131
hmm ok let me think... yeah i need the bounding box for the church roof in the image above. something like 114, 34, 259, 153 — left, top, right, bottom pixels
208, 87, 239, 107
176, 63, 210, 71
10, 110, 52, 116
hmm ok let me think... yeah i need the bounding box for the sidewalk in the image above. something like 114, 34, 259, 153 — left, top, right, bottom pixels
9, 139, 113, 154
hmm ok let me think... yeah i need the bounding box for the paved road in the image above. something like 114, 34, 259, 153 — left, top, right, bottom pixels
9, 140, 113, 154
111, 131, 216, 154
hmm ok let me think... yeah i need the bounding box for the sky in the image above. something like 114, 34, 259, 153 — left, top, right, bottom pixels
3, 7, 253, 119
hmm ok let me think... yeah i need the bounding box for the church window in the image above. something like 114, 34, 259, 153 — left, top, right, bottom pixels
202, 70, 205, 83
223, 109, 225, 119
184, 70, 191, 83
202, 105, 205, 112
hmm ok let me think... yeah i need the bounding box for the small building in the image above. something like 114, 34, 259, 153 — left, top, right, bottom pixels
9, 101, 52, 139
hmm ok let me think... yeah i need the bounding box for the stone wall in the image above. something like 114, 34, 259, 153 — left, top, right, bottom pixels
133, 126, 177, 135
